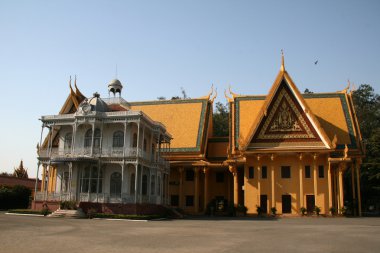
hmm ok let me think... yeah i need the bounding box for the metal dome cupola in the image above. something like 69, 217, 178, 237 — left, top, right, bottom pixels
108, 79, 123, 97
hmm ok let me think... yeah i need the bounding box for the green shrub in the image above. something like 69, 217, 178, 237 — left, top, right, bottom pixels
329, 207, 337, 215
8, 209, 52, 215
270, 207, 277, 216
93, 213, 163, 220
60, 201, 77, 210
314, 206, 321, 216
237, 204, 248, 215
0, 185, 31, 210
300, 207, 307, 216
256, 205, 263, 216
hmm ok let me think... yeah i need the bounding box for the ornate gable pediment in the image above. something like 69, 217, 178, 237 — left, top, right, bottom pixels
254, 83, 319, 142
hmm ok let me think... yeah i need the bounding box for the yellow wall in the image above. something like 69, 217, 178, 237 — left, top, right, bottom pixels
244, 153, 330, 215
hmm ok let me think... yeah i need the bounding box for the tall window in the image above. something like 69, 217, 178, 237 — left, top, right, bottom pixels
281, 166, 291, 178
305, 166, 311, 178
80, 166, 102, 193
93, 128, 101, 148
64, 133, 72, 151
157, 175, 161, 195
143, 138, 147, 151
84, 129, 92, 148
262, 166, 267, 179
151, 175, 155, 195
142, 175, 148, 195
186, 169, 194, 181
248, 167, 254, 179
132, 133, 137, 147
216, 172, 224, 183
110, 172, 122, 196
113, 131, 124, 148
318, 165, 324, 178
130, 173, 135, 194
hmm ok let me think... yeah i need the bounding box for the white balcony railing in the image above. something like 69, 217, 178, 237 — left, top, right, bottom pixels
36, 192, 140, 204
38, 147, 163, 161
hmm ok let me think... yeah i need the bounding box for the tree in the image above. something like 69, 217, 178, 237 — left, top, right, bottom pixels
213, 102, 229, 137
0, 172, 13, 177
13, 160, 28, 178
304, 88, 313, 94
352, 84, 380, 210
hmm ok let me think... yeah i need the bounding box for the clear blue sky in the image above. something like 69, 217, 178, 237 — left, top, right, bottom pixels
0, 0, 379, 178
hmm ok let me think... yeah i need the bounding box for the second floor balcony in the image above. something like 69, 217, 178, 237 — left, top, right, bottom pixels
38, 147, 168, 166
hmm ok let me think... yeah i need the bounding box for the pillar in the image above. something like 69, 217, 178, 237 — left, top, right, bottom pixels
229, 165, 238, 206
178, 167, 184, 209
298, 154, 304, 211
327, 161, 332, 212
313, 154, 318, 206
338, 163, 344, 212
351, 163, 356, 216
270, 154, 275, 209
203, 167, 210, 209
194, 168, 200, 213
355, 160, 362, 216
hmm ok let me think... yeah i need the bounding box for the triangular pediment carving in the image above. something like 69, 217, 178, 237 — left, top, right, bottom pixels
253, 83, 319, 142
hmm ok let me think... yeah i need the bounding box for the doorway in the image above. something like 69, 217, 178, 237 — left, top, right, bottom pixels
260, 195, 268, 213
282, 195, 291, 213
306, 195, 315, 214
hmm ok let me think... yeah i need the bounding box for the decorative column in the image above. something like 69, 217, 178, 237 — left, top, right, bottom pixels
270, 154, 275, 209
351, 163, 356, 216
298, 153, 304, 211
327, 160, 332, 212
229, 165, 238, 206
178, 167, 184, 209
41, 164, 46, 192
121, 163, 125, 201
203, 167, 210, 209
90, 123, 95, 156
338, 163, 345, 212
313, 154, 318, 206
194, 167, 200, 213
355, 160, 362, 216
257, 155, 261, 208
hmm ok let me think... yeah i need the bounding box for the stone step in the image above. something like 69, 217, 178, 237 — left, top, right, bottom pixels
48, 208, 86, 218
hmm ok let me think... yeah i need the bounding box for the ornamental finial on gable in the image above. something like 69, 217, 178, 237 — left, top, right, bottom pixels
281, 49, 285, 72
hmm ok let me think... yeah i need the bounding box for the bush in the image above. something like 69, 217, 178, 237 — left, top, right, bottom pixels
0, 185, 31, 210
8, 209, 52, 215
329, 207, 337, 215
237, 204, 248, 215
60, 201, 77, 210
314, 206, 321, 216
256, 205, 263, 216
270, 207, 277, 216
300, 207, 307, 216
93, 213, 163, 220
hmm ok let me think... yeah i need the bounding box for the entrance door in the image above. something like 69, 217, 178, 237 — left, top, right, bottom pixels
306, 195, 315, 214
260, 195, 268, 213
282, 195, 291, 213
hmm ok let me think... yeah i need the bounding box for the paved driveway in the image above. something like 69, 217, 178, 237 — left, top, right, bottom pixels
0, 213, 379, 253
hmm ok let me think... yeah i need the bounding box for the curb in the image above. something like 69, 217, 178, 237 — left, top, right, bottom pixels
5, 213, 45, 217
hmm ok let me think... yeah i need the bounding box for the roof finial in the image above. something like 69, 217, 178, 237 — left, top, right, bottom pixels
74, 75, 77, 88
281, 49, 285, 72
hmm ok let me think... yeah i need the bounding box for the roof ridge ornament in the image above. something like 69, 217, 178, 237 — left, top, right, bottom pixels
339, 80, 350, 94
281, 49, 285, 72
228, 85, 239, 98
211, 88, 218, 103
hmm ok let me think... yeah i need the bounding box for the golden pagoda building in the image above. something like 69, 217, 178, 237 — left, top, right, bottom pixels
35, 55, 364, 216
227, 54, 364, 215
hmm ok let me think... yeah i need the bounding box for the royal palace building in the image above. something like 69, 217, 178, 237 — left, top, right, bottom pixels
34, 56, 364, 216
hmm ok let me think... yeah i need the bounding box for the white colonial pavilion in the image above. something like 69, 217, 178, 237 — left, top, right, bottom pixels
35, 79, 171, 205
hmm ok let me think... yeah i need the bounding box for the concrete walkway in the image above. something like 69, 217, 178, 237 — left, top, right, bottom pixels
0, 212, 379, 253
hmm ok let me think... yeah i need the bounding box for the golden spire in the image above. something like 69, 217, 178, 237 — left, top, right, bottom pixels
281, 49, 285, 72
211, 88, 218, 103
69, 76, 74, 94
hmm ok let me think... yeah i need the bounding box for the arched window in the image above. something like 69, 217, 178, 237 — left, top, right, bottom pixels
113, 131, 124, 148
143, 138, 147, 151
84, 129, 92, 148
132, 133, 137, 147
150, 175, 155, 195
80, 166, 103, 193
130, 173, 135, 194
110, 172, 122, 196
142, 174, 148, 195
157, 175, 161, 195
64, 133, 72, 151
93, 128, 101, 148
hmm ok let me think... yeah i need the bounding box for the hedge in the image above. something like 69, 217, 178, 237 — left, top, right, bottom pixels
0, 185, 31, 210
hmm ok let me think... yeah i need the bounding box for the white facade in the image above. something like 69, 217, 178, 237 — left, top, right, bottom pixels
36, 93, 171, 205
